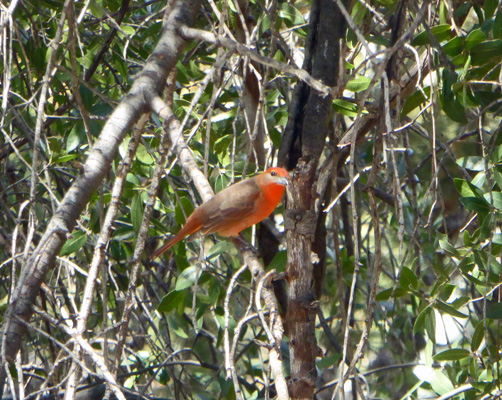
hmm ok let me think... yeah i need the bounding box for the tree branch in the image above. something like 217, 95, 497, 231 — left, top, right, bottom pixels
0, 0, 202, 391
178, 25, 330, 95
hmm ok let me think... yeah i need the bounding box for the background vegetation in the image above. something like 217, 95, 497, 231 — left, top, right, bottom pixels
2, 0, 502, 399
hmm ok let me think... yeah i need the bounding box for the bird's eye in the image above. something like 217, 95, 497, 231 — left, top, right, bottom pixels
270, 171, 276, 176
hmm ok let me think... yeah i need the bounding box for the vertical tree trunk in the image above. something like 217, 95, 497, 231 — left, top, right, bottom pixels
281, 0, 348, 398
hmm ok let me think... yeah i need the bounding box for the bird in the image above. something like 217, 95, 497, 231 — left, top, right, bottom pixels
151, 167, 290, 259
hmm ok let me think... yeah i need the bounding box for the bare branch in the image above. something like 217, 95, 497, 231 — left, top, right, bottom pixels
0, 0, 202, 387
178, 25, 330, 95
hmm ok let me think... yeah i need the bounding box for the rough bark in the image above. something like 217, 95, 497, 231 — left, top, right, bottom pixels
281, 0, 348, 398
0, 0, 202, 392
277, 0, 319, 171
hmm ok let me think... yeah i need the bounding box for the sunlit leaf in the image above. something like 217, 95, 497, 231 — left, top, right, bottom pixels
483, 191, 502, 212
431, 370, 454, 395
60, 231, 87, 256
457, 156, 488, 171
439, 239, 460, 257
411, 24, 452, 46
332, 99, 366, 117
346, 76, 372, 92
433, 348, 470, 361
401, 87, 431, 117
465, 29, 486, 51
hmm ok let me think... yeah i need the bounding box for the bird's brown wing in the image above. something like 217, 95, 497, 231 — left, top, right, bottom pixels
200, 179, 261, 235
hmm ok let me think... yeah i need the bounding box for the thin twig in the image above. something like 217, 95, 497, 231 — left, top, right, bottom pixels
178, 25, 330, 95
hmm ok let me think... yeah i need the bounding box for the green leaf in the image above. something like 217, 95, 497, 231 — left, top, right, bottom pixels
439, 239, 460, 257
439, 93, 468, 124
131, 193, 143, 234
79, 84, 93, 110
451, 296, 470, 309
494, 11, 502, 39
460, 197, 491, 213
466, 29, 487, 51
214, 134, 233, 154
53, 154, 79, 163
332, 99, 365, 117
485, 0, 498, 19
207, 241, 234, 259
400, 266, 418, 289
483, 191, 502, 211
493, 233, 502, 244
350, 0, 366, 24
457, 156, 488, 171
88, 0, 104, 18
425, 307, 436, 343
67, 123, 83, 152
435, 300, 468, 318
175, 266, 199, 291
479, 212, 493, 243
158, 290, 185, 313
486, 303, 502, 319
346, 76, 372, 92
454, 3, 471, 19
60, 231, 87, 256
171, 317, 189, 339
208, 279, 221, 303
401, 87, 431, 117
212, 110, 236, 123
472, 170, 486, 189
454, 178, 484, 199
474, 249, 502, 274
136, 144, 154, 165
415, 306, 435, 343
442, 36, 464, 57
470, 40, 502, 65
376, 287, 408, 301
411, 24, 452, 46
471, 320, 485, 351
268, 250, 287, 273
493, 147, 502, 164
438, 284, 456, 302
316, 354, 342, 370
175, 197, 194, 226
112, 226, 135, 241
214, 173, 230, 194
433, 348, 471, 361
269, 128, 283, 148
278, 3, 305, 26
431, 370, 454, 395
463, 230, 477, 247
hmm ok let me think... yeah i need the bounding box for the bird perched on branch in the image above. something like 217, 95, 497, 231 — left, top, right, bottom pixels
151, 167, 290, 259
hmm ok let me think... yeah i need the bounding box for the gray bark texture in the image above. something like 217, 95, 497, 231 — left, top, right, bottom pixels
0, 0, 202, 393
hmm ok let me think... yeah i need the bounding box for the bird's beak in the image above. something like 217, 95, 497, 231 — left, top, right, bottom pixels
278, 177, 289, 186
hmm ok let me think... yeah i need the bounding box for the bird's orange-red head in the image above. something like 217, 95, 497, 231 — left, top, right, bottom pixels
255, 167, 289, 204
260, 167, 290, 187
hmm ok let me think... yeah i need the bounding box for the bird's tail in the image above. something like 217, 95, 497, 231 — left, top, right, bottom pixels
150, 214, 203, 260
150, 239, 178, 260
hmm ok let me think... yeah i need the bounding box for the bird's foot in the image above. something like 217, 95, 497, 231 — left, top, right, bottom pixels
233, 235, 258, 254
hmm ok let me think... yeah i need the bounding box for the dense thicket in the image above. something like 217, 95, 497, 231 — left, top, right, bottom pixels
2, 1, 502, 399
